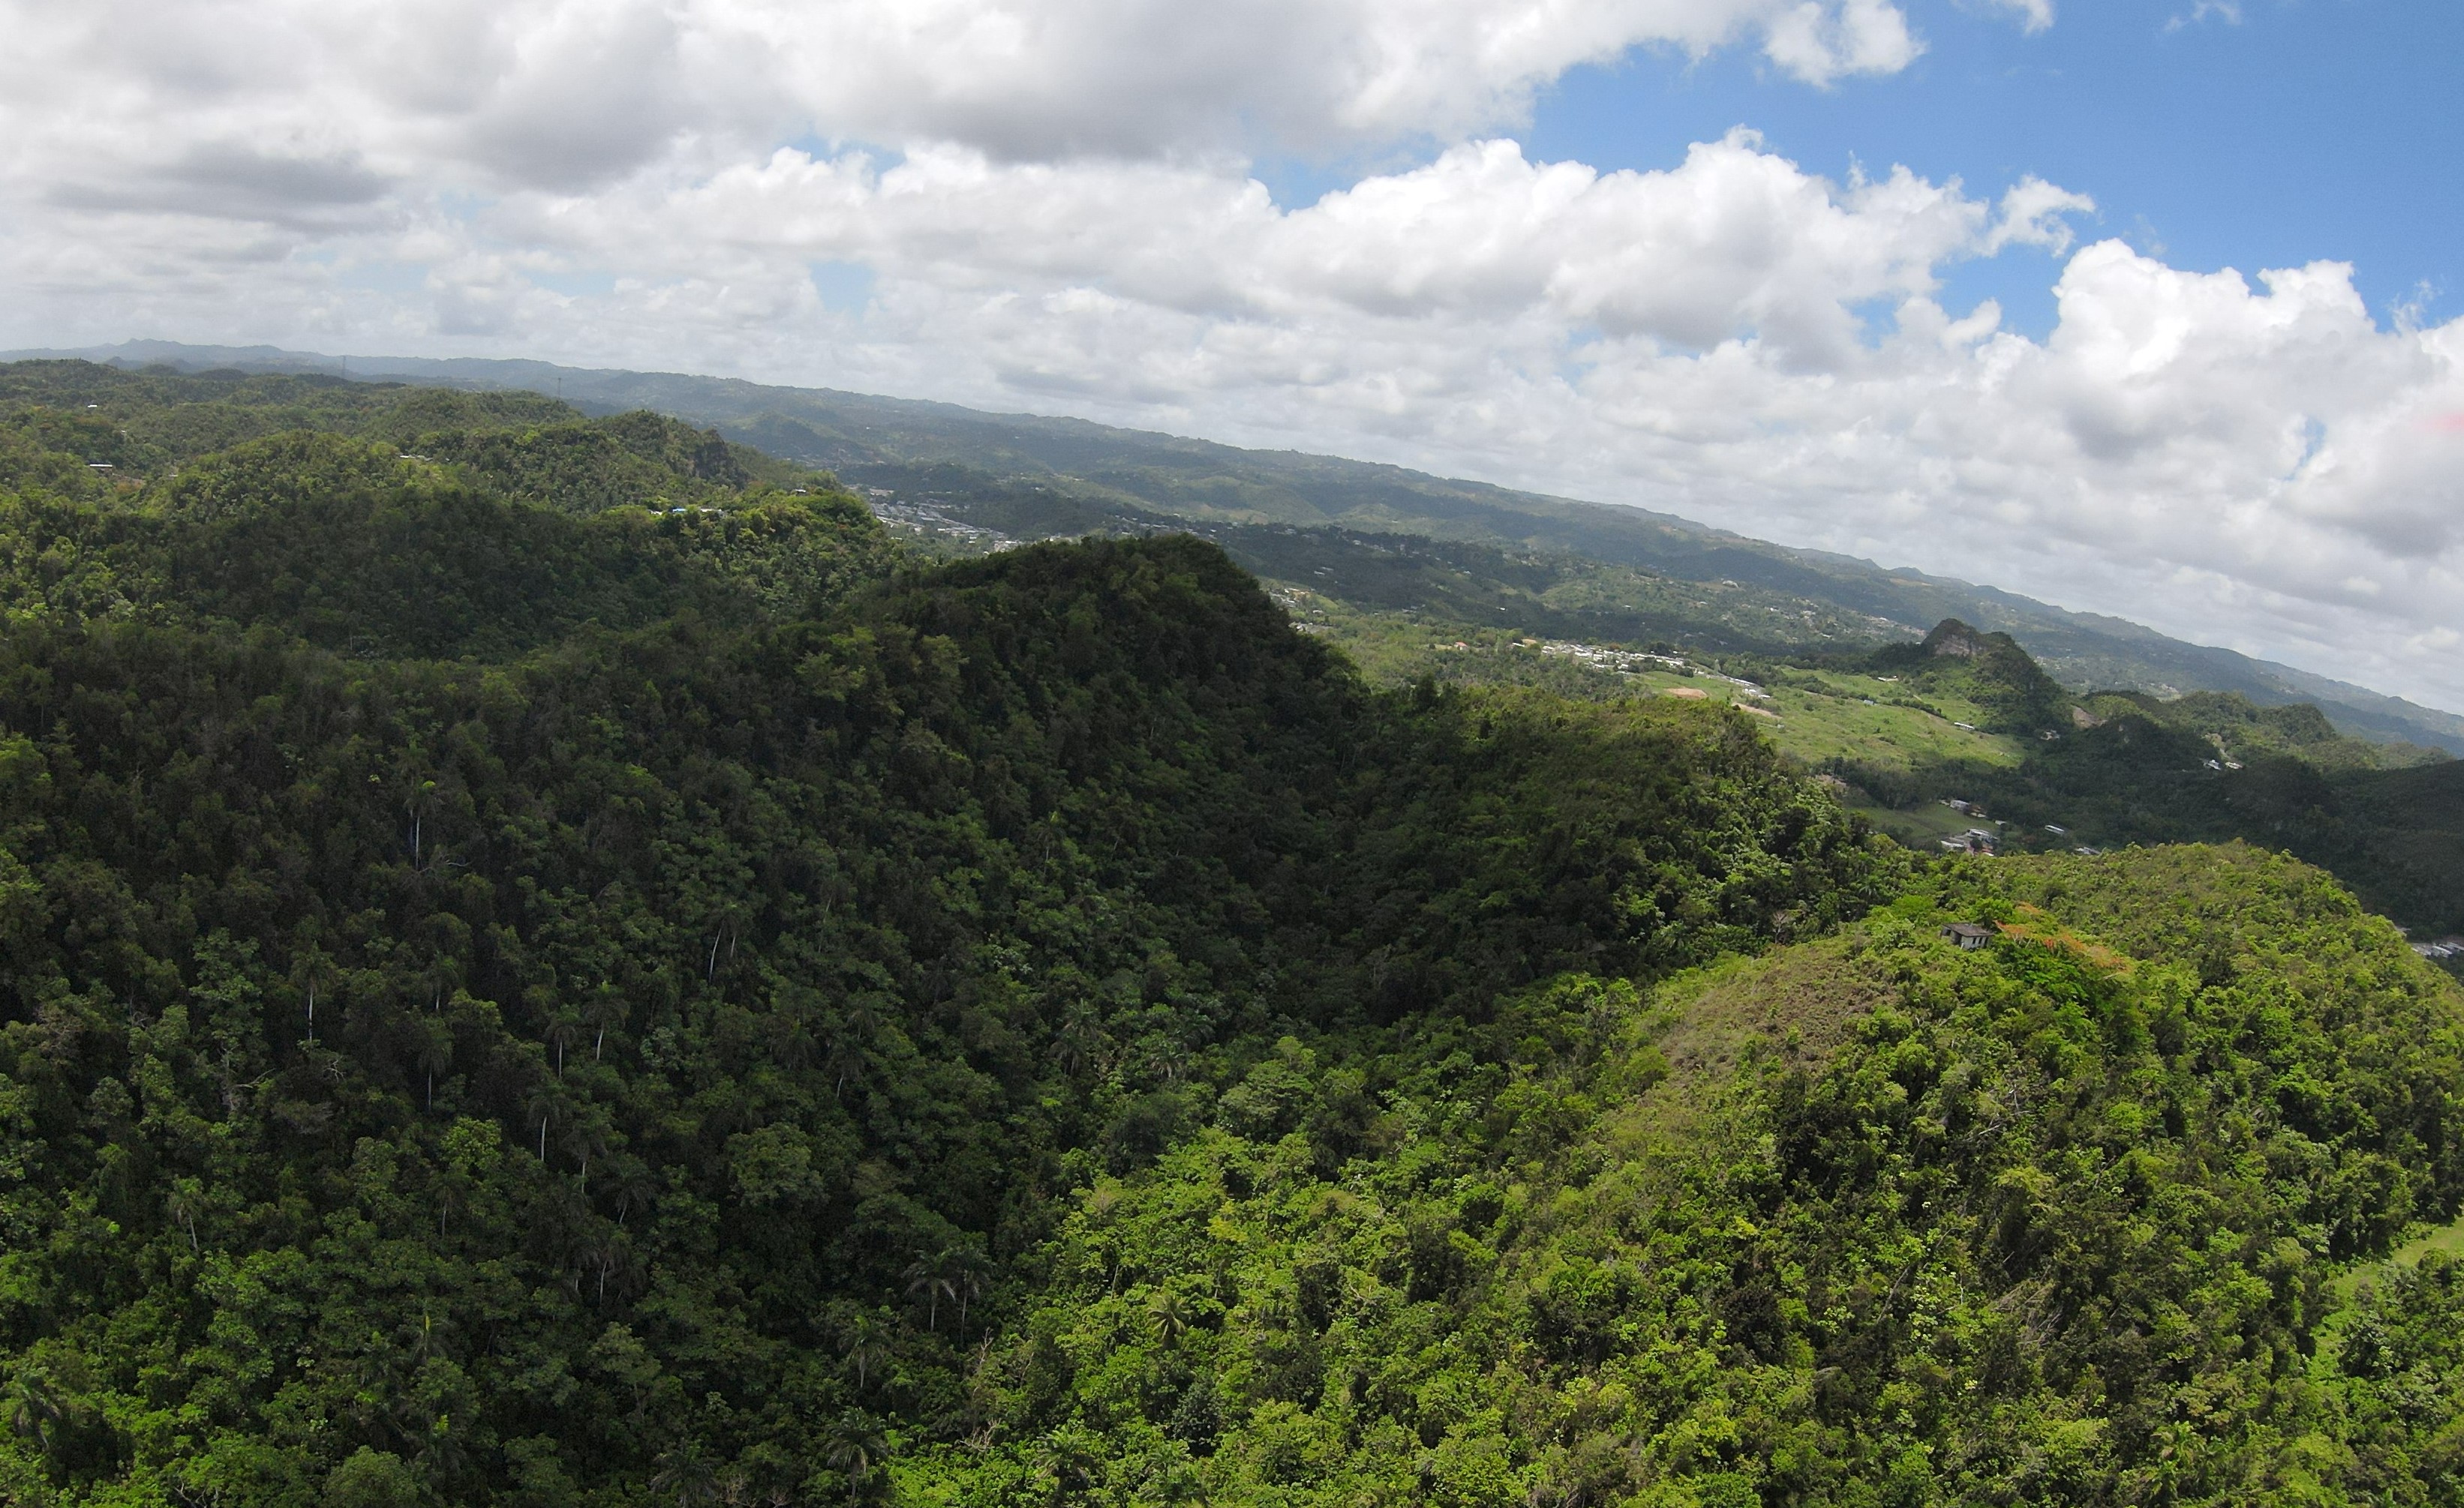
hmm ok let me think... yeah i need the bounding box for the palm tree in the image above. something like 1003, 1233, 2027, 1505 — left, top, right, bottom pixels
545, 1008, 583, 1077
951, 1251, 990, 1339
823, 1413, 889, 1505
410, 1409, 468, 1485
291, 947, 335, 1047
403, 774, 438, 864
1053, 1008, 1107, 1080
840, 1311, 894, 1392
842, 993, 885, 1042
414, 1018, 453, 1111
563, 1110, 615, 1197
1146, 1289, 1190, 1349
7, 1371, 65, 1459
584, 984, 627, 1062
609, 1157, 662, 1229
821, 1034, 859, 1098
651, 1443, 722, 1508
1032, 1426, 1101, 1503
165, 1179, 204, 1251
904, 1251, 958, 1332
587, 1231, 636, 1305
768, 1011, 817, 1071
824, 996, 886, 1098
523, 1081, 560, 1162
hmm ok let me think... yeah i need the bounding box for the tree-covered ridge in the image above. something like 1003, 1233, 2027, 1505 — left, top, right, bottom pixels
0, 425, 888, 660
0, 362, 873, 663
2085, 690, 2445, 773
0, 360, 820, 507
0, 529, 1892, 1506
3, 362, 2462, 1507
932, 846, 2464, 1506
1864, 617, 2084, 737
1815, 677, 2464, 939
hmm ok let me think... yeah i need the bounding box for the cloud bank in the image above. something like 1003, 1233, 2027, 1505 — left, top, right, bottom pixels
4, 0, 2461, 708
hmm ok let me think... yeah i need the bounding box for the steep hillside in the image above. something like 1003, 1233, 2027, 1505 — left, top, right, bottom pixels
323, 347, 2464, 751
912, 844, 2464, 1504
0, 365, 878, 659
0, 416, 1889, 1503
1868, 618, 2083, 735
1801, 632, 2462, 937
2240, 758, 2464, 939
5, 361, 2464, 1507
15, 344, 2459, 752
0, 359, 820, 506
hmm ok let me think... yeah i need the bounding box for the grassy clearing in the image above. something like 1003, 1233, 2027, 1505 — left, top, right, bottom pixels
1278, 591, 2021, 772
1650, 933, 1903, 1080
1753, 673, 2021, 771
2332, 1209, 2464, 1310
1848, 797, 1992, 852
2390, 1214, 2464, 1267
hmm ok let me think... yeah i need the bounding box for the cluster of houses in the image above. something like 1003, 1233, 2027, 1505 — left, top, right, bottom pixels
1531, 640, 1771, 698
1531, 638, 1660, 672
861, 490, 1018, 551
1938, 799, 2000, 855
1933, 801, 2099, 857
2414, 939, 2464, 961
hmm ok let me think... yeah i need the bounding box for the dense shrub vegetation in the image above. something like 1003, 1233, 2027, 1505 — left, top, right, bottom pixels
0, 362, 2459, 1506
1804, 624, 2464, 939
920, 847, 2464, 1506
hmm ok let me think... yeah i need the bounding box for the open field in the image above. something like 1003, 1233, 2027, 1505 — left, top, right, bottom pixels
1276, 588, 2022, 772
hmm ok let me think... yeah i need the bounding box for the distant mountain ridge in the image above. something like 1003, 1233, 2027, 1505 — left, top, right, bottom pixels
17, 336, 2462, 752
8, 345, 2464, 1504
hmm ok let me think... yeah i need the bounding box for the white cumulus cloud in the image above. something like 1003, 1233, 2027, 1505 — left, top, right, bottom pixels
0, 0, 1940, 196
2, 0, 2462, 710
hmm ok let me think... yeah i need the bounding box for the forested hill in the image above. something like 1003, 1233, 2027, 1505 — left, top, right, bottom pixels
0, 363, 883, 659
29, 339, 2453, 752
4, 367, 2464, 1506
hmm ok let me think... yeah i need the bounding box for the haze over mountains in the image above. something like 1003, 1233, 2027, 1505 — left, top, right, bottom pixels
12, 0, 2464, 1498
18, 338, 2464, 758
5, 351, 2464, 1505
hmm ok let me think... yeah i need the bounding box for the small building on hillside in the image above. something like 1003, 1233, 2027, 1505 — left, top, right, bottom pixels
1942, 922, 1995, 950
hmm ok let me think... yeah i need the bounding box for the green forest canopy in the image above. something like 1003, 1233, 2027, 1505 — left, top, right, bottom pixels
0, 361, 2460, 1506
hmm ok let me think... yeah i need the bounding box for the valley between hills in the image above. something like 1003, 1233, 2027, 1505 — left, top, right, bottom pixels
2, 356, 2463, 1506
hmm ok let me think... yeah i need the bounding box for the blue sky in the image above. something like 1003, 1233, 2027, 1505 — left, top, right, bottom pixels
6, 0, 2462, 706
1248, 1, 2460, 338
1533, 0, 2463, 335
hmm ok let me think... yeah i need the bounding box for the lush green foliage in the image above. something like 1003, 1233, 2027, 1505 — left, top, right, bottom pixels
1863, 620, 2081, 737
0, 421, 886, 660
0, 362, 815, 498
1825, 704, 2464, 938
0, 508, 1886, 1501
1768, 629, 2464, 937
2090, 692, 2445, 774
654, 368, 2464, 753
923, 846, 2464, 1506
2, 365, 2460, 1508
